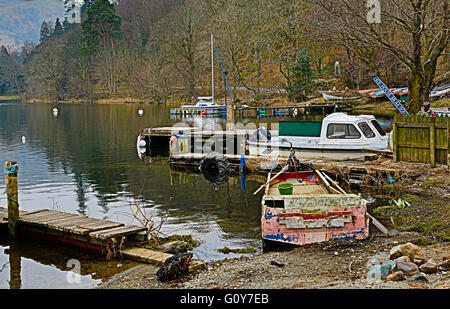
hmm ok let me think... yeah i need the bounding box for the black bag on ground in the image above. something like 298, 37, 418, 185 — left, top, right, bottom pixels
156, 252, 193, 282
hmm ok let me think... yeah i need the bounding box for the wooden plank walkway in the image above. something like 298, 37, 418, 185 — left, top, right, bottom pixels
0, 207, 206, 272
15, 209, 147, 240
0, 207, 147, 248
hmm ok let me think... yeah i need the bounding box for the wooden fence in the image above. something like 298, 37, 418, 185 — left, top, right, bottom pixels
393, 115, 449, 166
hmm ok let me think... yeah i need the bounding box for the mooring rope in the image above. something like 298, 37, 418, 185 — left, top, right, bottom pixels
4, 164, 19, 175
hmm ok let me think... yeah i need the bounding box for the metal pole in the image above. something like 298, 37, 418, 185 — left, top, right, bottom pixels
211, 34, 214, 102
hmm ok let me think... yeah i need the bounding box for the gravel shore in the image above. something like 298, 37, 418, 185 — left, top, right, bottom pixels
100, 232, 449, 289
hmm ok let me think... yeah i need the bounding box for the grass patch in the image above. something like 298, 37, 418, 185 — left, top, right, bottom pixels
431, 98, 450, 108
147, 234, 200, 251
400, 220, 450, 242
420, 179, 448, 190
373, 193, 450, 242
0, 95, 20, 100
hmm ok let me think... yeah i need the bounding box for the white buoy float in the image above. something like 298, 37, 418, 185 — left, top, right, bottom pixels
52, 108, 58, 117
138, 139, 146, 147
138, 109, 144, 116
21, 136, 26, 144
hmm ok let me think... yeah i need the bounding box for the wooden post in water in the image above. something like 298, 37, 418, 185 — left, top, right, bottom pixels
4, 161, 19, 239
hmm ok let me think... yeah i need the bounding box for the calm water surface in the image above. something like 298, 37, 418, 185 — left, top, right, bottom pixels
0, 101, 393, 289
0, 101, 280, 288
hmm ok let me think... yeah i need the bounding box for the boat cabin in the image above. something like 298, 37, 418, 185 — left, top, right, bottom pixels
277, 113, 389, 147
248, 113, 390, 160
181, 97, 224, 108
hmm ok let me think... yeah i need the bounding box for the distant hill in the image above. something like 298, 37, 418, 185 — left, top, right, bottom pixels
0, 0, 65, 48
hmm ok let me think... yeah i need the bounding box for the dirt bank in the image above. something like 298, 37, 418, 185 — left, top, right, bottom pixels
100, 232, 449, 289
100, 159, 449, 290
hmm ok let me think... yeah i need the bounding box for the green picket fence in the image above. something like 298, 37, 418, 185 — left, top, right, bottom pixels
393, 115, 449, 166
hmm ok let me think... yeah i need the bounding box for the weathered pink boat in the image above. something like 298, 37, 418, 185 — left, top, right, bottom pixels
261, 169, 369, 246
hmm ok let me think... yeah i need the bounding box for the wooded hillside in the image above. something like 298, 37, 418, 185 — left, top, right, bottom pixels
1, 0, 448, 113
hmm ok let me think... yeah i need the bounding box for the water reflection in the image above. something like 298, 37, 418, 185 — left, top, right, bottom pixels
8, 242, 21, 289
0, 233, 139, 289
0, 101, 267, 288
0, 100, 394, 288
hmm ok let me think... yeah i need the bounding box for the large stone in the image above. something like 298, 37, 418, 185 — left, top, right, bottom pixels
441, 259, 450, 268
389, 244, 404, 259
159, 241, 189, 254
420, 259, 438, 274
389, 242, 425, 261
395, 256, 411, 263
413, 258, 425, 266
387, 271, 406, 281
382, 260, 396, 272
367, 253, 390, 268
400, 243, 425, 260
367, 264, 390, 281
396, 261, 419, 276
410, 273, 429, 283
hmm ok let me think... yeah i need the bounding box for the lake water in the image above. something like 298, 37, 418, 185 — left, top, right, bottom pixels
0, 101, 288, 288
0, 100, 393, 289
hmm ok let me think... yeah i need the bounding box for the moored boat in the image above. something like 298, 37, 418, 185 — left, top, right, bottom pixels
320, 91, 361, 101
260, 159, 369, 246
180, 96, 225, 109
248, 112, 390, 161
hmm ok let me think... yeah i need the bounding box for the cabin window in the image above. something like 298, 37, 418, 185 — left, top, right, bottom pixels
371, 120, 387, 136
357, 122, 375, 138
326, 123, 361, 139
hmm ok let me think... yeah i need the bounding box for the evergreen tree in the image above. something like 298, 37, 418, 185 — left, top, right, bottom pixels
53, 18, 64, 37
63, 19, 76, 32
39, 21, 51, 43
82, 0, 122, 53
82, 0, 122, 94
287, 48, 315, 102
81, 0, 96, 21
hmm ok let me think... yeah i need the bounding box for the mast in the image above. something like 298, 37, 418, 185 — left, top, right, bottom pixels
211, 34, 214, 102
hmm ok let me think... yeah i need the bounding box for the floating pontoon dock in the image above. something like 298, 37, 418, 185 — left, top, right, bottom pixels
170, 107, 226, 116
237, 104, 338, 118
170, 104, 338, 118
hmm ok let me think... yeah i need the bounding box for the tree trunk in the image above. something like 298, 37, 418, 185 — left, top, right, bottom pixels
407, 70, 426, 114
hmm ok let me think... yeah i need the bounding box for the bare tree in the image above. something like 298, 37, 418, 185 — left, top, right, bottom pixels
161, 0, 206, 97
314, 0, 449, 113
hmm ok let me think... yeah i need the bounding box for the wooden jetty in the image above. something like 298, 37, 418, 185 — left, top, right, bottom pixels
170, 107, 226, 117
237, 104, 338, 118
0, 207, 146, 251
169, 103, 337, 118
139, 126, 277, 155
0, 206, 204, 269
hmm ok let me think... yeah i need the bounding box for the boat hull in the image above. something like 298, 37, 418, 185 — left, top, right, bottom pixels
248, 144, 381, 161
261, 171, 369, 246
261, 204, 369, 246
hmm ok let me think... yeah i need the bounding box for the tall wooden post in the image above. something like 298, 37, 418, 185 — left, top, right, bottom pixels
5, 161, 19, 239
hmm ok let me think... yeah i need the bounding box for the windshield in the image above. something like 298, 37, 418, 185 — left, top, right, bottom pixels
358, 122, 375, 138
371, 120, 386, 136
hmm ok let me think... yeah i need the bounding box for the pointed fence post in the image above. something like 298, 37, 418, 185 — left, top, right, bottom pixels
4, 161, 19, 240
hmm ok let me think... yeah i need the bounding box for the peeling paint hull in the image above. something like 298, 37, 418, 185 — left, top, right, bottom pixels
261, 171, 369, 246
